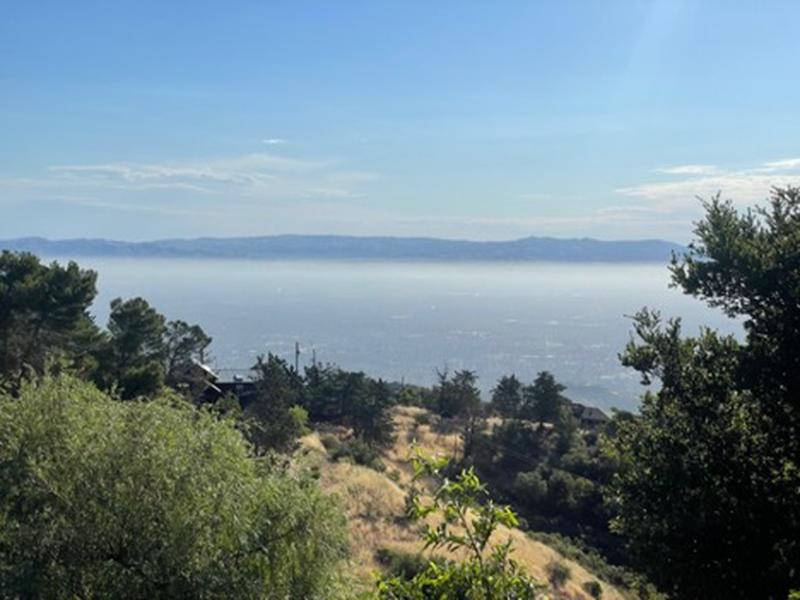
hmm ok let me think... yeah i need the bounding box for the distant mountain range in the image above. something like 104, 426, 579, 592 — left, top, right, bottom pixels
0, 235, 685, 262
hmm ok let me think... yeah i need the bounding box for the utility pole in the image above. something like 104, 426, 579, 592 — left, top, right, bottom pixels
294, 341, 300, 373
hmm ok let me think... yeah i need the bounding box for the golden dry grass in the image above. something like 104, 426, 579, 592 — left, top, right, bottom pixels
297, 407, 629, 600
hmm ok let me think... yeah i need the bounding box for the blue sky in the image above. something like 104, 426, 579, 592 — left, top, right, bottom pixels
2, 1, 800, 242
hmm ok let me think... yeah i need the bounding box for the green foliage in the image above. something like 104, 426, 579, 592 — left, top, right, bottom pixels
433, 369, 481, 419
350, 378, 396, 448
164, 318, 213, 397
289, 404, 309, 430
512, 467, 599, 525
413, 411, 432, 426
606, 313, 772, 598
526, 531, 661, 597
0, 253, 213, 401
0, 374, 347, 599
0, 252, 98, 387
545, 560, 570, 589
606, 188, 800, 599
582, 580, 603, 599
303, 363, 357, 422
330, 437, 386, 471
490, 374, 523, 418
468, 372, 617, 558
375, 548, 436, 580
96, 296, 168, 399
320, 431, 343, 454
212, 391, 243, 419
552, 403, 578, 455
246, 353, 308, 453
513, 470, 548, 506
472, 418, 546, 475
394, 384, 434, 409
377, 450, 543, 599
520, 371, 565, 424
303, 364, 395, 449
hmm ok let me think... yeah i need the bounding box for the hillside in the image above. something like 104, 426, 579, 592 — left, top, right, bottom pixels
297, 405, 630, 599
0, 234, 684, 262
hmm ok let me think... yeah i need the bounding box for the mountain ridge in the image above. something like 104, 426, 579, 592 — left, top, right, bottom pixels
0, 234, 685, 262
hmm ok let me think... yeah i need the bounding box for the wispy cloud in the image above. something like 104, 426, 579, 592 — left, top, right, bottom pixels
2, 152, 378, 215
655, 164, 717, 175
759, 157, 800, 171
617, 157, 800, 209
261, 138, 286, 145
49, 196, 219, 217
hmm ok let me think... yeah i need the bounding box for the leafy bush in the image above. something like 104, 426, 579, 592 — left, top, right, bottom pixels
582, 579, 603, 598
377, 451, 544, 599
0, 375, 348, 599
513, 469, 548, 505
375, 548, 433, 580
413, 411, 432, 426
331, 437, 386, 471
527, 531, 662, 597
546, 561, 571, 589
320, 431, 343, 454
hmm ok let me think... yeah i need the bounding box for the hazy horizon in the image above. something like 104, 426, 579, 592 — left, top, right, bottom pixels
2, 231, 684, 244
62, 256, 742, 411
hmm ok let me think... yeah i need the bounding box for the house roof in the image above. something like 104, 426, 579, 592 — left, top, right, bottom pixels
569, 401, 609, 423
579, 405, 609, 422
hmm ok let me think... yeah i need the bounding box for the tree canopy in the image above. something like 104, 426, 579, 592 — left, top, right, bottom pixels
0, 374, 347, 599
434, 369, 481, 419
489, 374, 523, 418
605, 188, 800, 599
521, 371, 566, 425
0, 252, 98, 387
246, 353, 308, 453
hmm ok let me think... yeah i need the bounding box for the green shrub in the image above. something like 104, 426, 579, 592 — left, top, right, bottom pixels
513, 469, 548, 506
320, 431, 343, 454
547, 561, 571, 589
377, 451, 545, 599
583, 579, 603, 598
413, 411, 432, 426
331, 437, 386, 471
0, 375, 348, 599
527, 531, 661, 594
375, 548, 432, 579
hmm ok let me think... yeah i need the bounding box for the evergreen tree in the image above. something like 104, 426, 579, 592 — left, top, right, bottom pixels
606, 188, 800, 599
521, 371, 566, 425
163, 319, 212, 393
247, 353, 307, 453
0, 252, 98, 387
349, 377, 396, 448
435, 369, 481, 419
96, 297, 167, 399
490, 374, 523, 418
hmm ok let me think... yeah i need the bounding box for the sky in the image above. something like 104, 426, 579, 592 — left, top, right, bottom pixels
2, 0, 800, 243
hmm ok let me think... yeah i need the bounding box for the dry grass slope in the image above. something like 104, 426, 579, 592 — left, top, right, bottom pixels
297, 406, 629, 600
